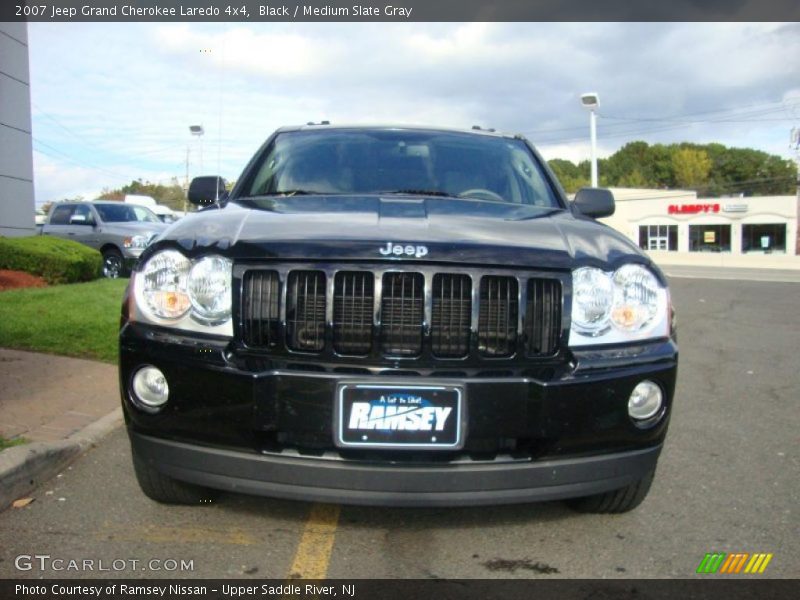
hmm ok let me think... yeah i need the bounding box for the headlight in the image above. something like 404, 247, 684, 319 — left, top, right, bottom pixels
188, 256, 232, 325
571, 267, 613, 335
132, 250, 233, 336
124, 235, 150, 249
569, 264, 669, 346
136, 249, 191, 320
611, 264, 662, 332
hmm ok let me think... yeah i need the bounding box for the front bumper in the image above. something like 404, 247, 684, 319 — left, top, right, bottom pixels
120, 322, 677, 506
122, 246, 145, 264
130, 431, 661, 507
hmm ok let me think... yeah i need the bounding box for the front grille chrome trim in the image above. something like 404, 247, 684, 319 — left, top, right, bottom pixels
333, 271, 374, 355
236, 263, 565, 365
381, 272, 425, 356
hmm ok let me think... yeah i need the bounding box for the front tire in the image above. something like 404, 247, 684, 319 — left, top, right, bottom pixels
566, 467, 656, 513
132, 454, 217, 505
102, 248, 124, 279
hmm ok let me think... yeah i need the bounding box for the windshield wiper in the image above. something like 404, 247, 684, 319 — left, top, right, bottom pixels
507, 208, 565, 221
261, 189, 329, 196
378, 189, 454, 197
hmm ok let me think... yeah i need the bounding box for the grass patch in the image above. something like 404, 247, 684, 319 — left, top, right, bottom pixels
0, 278, 127, 363
0, 435, 27, 451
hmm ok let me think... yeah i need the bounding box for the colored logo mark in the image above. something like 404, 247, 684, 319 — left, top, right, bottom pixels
696, 552, 773, 574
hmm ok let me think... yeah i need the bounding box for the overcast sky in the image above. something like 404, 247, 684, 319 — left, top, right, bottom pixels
28, 22, 800, 205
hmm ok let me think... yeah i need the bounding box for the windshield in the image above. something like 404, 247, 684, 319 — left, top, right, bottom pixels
94, 203, 161, 223
242, 129, 561, 207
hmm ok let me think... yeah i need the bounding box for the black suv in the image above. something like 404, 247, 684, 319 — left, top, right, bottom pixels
120, 125, 677, 512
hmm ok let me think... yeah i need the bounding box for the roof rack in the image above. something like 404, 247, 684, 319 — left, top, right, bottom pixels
306, 121, 331, 126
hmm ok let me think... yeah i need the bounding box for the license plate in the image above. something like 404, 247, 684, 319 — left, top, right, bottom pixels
335, 384, 464, 449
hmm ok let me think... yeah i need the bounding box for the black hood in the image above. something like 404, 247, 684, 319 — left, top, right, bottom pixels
149, 196, 649, 272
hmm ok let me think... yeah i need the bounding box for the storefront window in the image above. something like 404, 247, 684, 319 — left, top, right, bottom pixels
689, 224, 731, 252
639, 225, 678, 251
741, 223, 786, 253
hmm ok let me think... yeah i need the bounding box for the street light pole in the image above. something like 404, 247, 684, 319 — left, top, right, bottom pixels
581, 93, 600, 188
589, 108, 598, 187
183, 146, 190, 214
190, 124, 205, 172
188, 125, 205, 213
791, 127, 799, 255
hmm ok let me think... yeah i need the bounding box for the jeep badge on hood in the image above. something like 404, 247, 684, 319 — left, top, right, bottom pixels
379, 242, 429, 258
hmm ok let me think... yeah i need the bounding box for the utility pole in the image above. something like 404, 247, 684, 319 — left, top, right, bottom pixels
791, 127, 800, 255
184, 146, 190, 214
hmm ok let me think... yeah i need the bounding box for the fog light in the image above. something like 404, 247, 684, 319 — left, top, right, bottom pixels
628, 380, 663, 421
131, 366, 169, 409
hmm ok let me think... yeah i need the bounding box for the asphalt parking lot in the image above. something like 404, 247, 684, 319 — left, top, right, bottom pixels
0, 276, 797, 579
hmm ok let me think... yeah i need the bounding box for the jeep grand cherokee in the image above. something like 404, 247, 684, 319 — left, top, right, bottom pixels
119, 124, 677, 512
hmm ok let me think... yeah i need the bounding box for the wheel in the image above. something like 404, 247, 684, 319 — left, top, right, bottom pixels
457, 188, 505, 202
566, 467, 656, 513
132, 454, 217, 505
102, 248, 125, 279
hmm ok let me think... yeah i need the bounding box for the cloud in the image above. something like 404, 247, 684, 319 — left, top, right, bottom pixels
153, 24, 338, 77
32, 149, 180, 205
27, 22, 800, 204
537, 141, 617, 164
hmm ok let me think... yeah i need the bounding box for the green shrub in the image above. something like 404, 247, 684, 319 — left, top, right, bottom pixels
0, 235, 102, 284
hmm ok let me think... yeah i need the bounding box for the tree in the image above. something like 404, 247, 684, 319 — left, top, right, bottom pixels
602, 141, 651, 186
53, 195, 84, 203
648, 144, 675, 188
548, 159, 589, 193
98, 187, 124, 201
100, 179, 187, 211
618, 169, 648, 188
547, 141, 797, 197
672, 148, 712, 189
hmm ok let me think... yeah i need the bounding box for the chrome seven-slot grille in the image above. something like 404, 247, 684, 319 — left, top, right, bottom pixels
240, 265, 562, 361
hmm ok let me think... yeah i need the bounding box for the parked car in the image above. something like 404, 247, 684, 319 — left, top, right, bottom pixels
123, 194, 181, 223
120, 124, 677, 512
42, 201, 167, 278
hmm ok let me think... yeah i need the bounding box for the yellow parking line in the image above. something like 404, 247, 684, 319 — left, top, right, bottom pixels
287, 504, 341, 579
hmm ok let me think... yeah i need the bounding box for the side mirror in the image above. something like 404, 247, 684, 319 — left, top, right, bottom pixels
69, 214, 93, 225
573, 187, 615, 218
188, 176, 228, 205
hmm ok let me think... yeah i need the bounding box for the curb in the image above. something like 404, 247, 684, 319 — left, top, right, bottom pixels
0, 408, 123, 511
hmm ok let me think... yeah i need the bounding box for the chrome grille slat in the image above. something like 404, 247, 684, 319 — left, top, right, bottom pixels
381, 272, 424, 356
286, 270, 326, 352
243, 270, 280, 348
333, 271, 374, 355
526, 278, 561, 356
432, 273, 471, 358
478, 275, 518, 357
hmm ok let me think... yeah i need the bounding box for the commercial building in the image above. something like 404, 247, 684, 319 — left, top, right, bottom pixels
0, 22, 35, 237
600, 188, 799, 259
